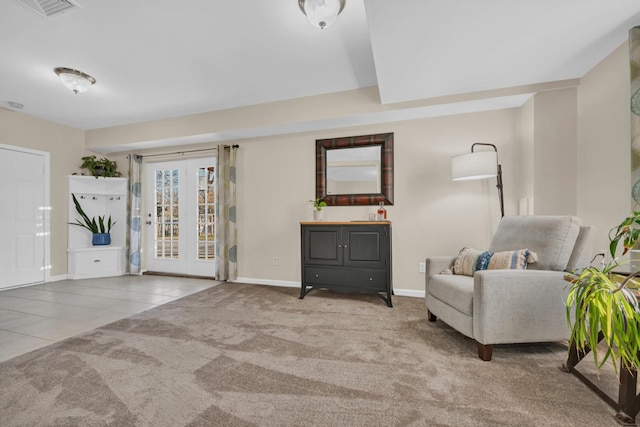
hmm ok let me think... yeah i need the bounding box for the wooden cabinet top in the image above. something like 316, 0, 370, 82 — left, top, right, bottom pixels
300, 221, 391, 225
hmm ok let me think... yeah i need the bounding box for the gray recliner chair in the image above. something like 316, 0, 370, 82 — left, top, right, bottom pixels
425, 215, 594, 361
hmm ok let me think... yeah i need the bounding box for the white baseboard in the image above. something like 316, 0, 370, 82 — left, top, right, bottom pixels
235, 277, 424, 298
234, 277, 299, 288
49, 274, 68, 282
394, 289, 425, 298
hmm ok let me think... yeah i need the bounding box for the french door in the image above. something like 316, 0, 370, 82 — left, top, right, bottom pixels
144, 157, 216, 277
0, 145, 48, 288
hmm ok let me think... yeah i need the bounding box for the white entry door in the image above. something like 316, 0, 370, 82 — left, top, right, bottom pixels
144, 157, 216, 277
0, 146, 47, 289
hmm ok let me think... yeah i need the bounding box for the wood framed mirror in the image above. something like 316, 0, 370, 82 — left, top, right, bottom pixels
316, 132, 394, 206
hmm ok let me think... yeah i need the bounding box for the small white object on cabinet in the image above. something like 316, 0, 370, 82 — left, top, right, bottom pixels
67, 176, 128, 279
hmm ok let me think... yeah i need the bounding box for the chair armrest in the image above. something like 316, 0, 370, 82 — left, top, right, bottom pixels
425, 257, 456, 292
472, 269, 571, 345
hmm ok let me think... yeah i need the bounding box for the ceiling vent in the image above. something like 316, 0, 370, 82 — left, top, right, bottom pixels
17, 0, 81, 18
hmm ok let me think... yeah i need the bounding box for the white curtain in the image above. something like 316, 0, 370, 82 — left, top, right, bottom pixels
127, 154, 143, 274
215, 145, 238, 280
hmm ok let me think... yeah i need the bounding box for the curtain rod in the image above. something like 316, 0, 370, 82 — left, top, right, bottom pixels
139, 144, 238, 159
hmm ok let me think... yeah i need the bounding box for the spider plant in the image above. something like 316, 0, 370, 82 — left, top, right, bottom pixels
565, 210, 640, 375
68, 193, 115, 234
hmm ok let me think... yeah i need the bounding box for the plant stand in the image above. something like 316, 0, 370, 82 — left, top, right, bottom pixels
562, 334, 640, 426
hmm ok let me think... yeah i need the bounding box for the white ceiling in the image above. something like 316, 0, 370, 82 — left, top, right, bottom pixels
1, 0, 639, 139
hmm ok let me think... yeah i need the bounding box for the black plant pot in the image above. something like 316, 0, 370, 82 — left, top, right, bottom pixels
93, 166, 107, 177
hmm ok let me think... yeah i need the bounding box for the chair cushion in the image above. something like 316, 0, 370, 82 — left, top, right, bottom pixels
428, 274, 474, 316
488, 216, 581, 271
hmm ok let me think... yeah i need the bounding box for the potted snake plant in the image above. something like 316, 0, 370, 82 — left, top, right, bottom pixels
564, 210, 640, 376
68, 193, 116, 245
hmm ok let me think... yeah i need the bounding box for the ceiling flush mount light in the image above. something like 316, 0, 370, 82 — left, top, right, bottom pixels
451, 143, 504, 217
54, 67, 96, 94
298, 0, 345, 29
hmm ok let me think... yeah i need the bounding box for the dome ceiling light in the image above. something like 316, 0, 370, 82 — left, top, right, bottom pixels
54, 67, 96, 94
298, 0, 345, 30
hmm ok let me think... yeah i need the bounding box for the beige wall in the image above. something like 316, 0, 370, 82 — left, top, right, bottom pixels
234, 110, 517, 292
1, 38, 633, 291
577, 42, 631, 257
0, 109, 87, 276
532, 87, 579, 215
515, 95, 534, 214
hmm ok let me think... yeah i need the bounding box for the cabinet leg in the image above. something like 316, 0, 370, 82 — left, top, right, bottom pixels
378, 291, 393, 307
299, 285, 307, 299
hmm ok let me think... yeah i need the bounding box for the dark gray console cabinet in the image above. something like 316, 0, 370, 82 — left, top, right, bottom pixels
300, 222, 393, 307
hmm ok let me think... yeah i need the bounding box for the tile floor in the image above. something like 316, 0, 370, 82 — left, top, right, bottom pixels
0, 275, 220, 363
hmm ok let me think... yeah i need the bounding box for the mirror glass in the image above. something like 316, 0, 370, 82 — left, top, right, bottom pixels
326, 146, 381, 195
316, 132, 394, 206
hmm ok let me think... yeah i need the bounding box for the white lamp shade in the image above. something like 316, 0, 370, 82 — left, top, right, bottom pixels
301, 0, 344, 29
451, 151, 497, 181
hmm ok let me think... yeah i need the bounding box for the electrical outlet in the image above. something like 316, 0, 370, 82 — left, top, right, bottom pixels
419, 262, 426, 273
273, 257, 279, 266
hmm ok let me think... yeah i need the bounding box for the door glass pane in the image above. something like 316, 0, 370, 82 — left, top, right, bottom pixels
196, 166, 215, 260
154, 168, 180, 259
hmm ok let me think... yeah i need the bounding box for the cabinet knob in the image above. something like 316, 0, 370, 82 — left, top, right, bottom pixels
369, 277, 373, 281
344, 245, 348, 248
146, 220, 152, 225
94, 259, 101, 263
315, 274, 319, 278
337, 244, 342, 248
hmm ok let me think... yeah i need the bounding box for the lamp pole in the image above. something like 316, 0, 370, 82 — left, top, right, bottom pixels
471, 143, 504, 217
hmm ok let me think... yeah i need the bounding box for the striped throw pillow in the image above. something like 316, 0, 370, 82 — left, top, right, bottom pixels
487, 249, 538, 270
453, 247, 493, 276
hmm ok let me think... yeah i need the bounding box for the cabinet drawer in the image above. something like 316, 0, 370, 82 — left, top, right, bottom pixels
304, 267, 387, 291
68, 247, 123, 279
74, 250, 118, 276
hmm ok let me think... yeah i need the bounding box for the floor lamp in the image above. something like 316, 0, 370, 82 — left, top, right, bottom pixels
451, 143, 504, 217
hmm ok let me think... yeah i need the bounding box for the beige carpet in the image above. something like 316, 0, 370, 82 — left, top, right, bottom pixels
0, 283, 620, 426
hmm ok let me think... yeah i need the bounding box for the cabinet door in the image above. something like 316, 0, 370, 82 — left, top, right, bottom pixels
303, 226, 342, 266
342, 225, 387, 269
